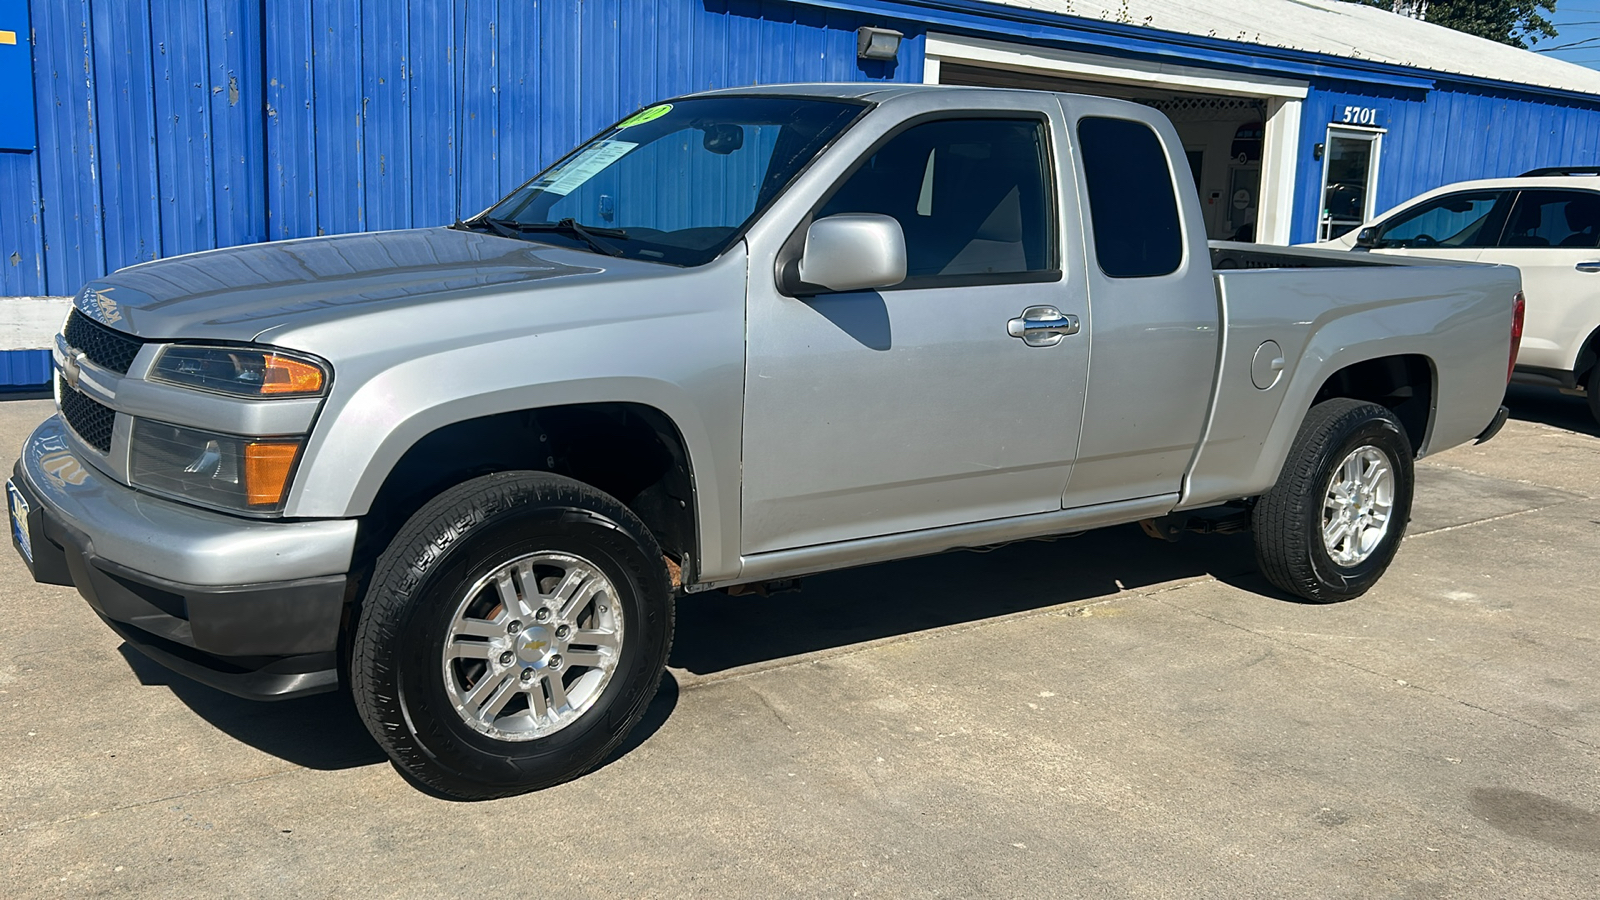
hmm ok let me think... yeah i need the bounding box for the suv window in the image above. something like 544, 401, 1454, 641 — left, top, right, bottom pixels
1372, 191, 1511, 249
817, 117, 1056, 282
1077, 117, 1183, 278
1500, 190, 1600, 249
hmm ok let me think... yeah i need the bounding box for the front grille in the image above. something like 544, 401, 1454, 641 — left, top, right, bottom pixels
60, 382, 116, 453
63, 309, 146, 374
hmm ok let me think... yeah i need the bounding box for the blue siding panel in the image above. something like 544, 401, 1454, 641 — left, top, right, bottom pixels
7, 0, 1600, 390
1291, 81, 1600, 243
90, 0, 161, 270
0, 150, 45, 297
205, 0, 266, 249
265, 0, 317, 240
150, 0, 220, 256
0, 349, 51, 387
406, 0, 457, 226
312, 0, 365, 236
33, 0, 105, 292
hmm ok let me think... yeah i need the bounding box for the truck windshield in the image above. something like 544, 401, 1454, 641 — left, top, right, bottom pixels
479, 96, 868, 266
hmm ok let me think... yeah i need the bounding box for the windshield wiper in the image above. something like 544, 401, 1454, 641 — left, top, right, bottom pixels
451, 216, 521, 239
504, 218, 629, 257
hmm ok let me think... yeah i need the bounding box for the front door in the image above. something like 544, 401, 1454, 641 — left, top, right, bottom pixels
1486, 189, 1600, 372
1366, 188, 1512, 266
739, 114, 1090, 555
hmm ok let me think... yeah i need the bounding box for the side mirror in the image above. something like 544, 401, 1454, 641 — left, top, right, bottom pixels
795, 214, 907, 293
1354, 226, 1378, 249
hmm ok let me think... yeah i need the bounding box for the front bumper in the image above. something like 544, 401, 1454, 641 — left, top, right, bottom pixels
10, 416, 359, 700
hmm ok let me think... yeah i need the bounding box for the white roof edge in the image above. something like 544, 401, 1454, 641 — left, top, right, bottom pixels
973, 0, 1600, 98
926, 33, 1310, 99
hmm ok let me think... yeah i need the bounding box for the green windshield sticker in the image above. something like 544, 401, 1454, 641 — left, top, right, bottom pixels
618, 104, 672, 128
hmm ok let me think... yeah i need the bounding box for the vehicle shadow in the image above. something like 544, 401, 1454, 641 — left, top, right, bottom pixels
671, 523, 1262, 675
117, 645, 387, 770
116, 638, 683, 779
113, 523, 1262, 781
1504, 384, 1598, 437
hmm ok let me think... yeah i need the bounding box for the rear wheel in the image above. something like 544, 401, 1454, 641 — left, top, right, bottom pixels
351, 471, 673, 799
1253, 399, 1414, 603
1587, 364, 1600, 425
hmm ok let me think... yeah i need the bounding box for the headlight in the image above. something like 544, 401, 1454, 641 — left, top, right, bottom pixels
128, 419, 304, 512
150, 345, 328, 397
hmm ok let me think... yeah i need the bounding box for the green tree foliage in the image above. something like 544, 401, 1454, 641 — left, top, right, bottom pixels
1338, 1, 1558, 48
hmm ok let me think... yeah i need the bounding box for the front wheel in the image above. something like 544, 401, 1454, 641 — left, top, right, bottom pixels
1252, 399, 1415, 603
350, 471, 673, 800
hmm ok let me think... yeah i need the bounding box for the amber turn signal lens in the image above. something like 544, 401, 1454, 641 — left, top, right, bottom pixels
244, 441, 301, 506
260, 354, 325, 395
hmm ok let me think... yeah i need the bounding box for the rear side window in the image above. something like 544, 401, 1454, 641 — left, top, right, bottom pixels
1077, 117, 1183, 278
1373, 190, 1510, 249
818, 117, 1056, 283
1500, 190, 1600, 249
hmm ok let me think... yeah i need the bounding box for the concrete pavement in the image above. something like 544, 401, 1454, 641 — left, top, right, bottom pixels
2, 389, 1597, 898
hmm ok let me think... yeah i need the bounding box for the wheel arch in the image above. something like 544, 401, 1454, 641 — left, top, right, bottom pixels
349, 400, 702, 586
1309, 353, 1436, 455
1574, 324, 1600, 386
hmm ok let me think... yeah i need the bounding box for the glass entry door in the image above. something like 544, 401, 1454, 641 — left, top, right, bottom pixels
1318, 127, 1382, 240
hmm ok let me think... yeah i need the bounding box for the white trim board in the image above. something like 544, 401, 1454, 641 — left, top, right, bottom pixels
924, 34, 1310, 99
923, 33, 1304, 245
1, 297, 72, 351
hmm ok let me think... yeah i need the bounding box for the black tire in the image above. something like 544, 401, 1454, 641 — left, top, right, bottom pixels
350, 471, 673, 800
1252, 399, 1414, 603
1587, 364, 1600, 426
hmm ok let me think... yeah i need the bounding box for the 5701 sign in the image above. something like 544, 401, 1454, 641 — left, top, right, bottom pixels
1337, 106, 1381, 127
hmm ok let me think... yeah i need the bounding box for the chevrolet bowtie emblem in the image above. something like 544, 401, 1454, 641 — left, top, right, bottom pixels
523, 639, 549, 654
60, 350, 85, 391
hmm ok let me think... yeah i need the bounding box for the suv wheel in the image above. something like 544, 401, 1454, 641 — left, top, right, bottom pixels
1587, 364, 1600, 425
1252, 399, 1415, 603
351, 471, 673, 799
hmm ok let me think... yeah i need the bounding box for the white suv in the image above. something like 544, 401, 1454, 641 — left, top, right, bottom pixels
1314, 169, 1600, 423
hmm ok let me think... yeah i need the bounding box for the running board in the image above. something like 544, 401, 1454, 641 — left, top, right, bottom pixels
692, 494, 1179, 592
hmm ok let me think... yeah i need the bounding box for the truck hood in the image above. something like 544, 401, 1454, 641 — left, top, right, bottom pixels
72, 227, 653, 341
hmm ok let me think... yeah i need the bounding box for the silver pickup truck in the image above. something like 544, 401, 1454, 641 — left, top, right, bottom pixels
9, 85, 1518, 799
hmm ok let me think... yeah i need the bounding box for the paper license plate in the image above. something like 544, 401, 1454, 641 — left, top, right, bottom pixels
8, 479, 32, 566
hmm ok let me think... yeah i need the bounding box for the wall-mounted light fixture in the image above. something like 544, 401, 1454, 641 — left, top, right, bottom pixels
857, 26, 903, 61
1313, 142, 1325, 161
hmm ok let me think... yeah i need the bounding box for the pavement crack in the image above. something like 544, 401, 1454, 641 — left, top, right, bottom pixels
1161, 590, 1600, 755
1407, 504, 1569, 538
0, 769, 297, 837
742, 682, 799, 733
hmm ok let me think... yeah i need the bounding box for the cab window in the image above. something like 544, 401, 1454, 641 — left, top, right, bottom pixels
1372, 191, 1511, 249
1076, 116, 1183, 278
817, 117, 1057, 284
1499, 190, 1600, 249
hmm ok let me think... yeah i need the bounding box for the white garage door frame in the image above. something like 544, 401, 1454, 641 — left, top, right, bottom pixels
924, 34, 1307, 246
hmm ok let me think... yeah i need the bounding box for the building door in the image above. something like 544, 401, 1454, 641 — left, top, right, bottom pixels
1227, 163, 1261, 241
1318, 127, 1383, 240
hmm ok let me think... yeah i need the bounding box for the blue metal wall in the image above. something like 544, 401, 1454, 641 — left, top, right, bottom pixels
1292, 79, 1600, 243
5, 0, 1600, 385
0, 0, 922, 303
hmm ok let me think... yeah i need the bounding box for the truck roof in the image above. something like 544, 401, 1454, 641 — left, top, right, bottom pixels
683, 82, 1068, 103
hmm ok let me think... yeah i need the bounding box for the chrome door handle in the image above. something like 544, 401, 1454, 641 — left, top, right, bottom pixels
1576, 261, 1600, 273
1007, 306, 1080, 347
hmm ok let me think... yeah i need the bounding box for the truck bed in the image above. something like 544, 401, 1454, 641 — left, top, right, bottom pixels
1212, 241, 1411, 271
1180, 244, 1519, 513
